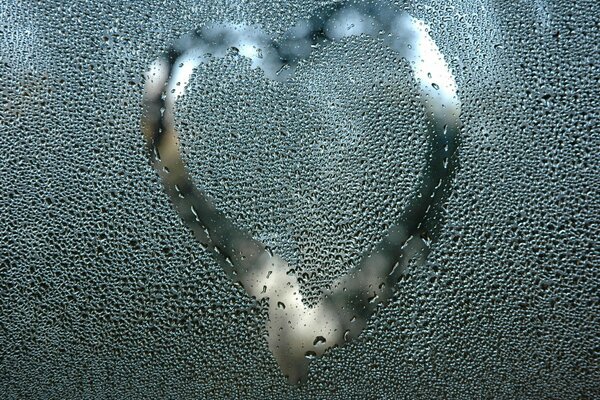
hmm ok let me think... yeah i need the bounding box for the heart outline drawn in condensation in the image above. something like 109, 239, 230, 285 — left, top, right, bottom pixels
141, 0, 461, 384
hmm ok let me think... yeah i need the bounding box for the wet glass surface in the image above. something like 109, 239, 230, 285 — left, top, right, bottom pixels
0, 0, 598, 398
143, 1, 460, 382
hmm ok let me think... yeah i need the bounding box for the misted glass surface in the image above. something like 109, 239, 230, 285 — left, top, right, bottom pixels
0, 0, 598, 399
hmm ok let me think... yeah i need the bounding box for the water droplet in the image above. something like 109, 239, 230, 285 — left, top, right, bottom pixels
313, 336, 326, 345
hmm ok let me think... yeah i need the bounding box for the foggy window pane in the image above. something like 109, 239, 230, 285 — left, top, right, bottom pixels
1, 0, 598, 398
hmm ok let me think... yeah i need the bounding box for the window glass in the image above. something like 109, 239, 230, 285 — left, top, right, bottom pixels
1, 0, 598, 398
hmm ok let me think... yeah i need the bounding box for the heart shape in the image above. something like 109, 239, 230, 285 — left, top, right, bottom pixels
141, 0, 460, 384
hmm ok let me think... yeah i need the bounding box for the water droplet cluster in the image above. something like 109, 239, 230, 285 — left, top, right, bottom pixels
0, 0, 598, 398
177, 38, 428, 305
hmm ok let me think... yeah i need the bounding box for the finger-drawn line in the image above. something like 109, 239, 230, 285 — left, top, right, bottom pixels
142, 1, 460, 384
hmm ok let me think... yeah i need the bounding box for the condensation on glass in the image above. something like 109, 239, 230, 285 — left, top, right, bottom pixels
142, 0, 460, 383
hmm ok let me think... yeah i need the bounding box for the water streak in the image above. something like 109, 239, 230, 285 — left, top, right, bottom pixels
142, 1, 461, 384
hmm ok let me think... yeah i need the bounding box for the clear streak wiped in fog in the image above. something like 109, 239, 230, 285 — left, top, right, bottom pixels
142, 0, 460, 384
